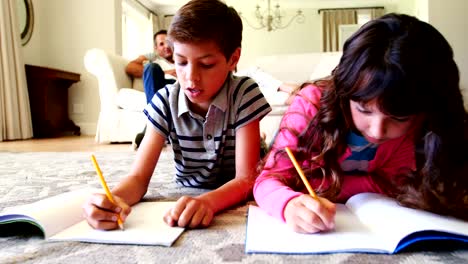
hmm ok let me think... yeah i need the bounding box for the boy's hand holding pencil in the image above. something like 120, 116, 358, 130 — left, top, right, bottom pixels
82, 155, 131, 231
283, 147, 336, 234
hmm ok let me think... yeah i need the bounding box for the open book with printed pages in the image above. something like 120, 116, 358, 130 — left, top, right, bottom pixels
245, 192, 468, 254
0, 189, 184, 246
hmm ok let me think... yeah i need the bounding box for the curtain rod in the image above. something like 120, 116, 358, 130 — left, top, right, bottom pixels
318, 6, 384, 14
134, 0, 158, 17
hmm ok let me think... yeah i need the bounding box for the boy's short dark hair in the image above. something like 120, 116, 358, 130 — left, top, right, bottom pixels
154, 30, 167, 41
167, 0, 242, 60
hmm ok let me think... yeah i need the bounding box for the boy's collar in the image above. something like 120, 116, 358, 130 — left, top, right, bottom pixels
177, 73, 232, 117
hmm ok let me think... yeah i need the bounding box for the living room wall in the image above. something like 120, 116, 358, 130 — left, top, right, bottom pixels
426, 0, 468, 109
20, 0, 467, 137
22, 0, 123, 135
235, 0, 415, 68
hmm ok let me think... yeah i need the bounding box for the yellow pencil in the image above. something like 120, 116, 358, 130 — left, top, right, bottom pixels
90, 154, 124, 230
285, 147, 319, 200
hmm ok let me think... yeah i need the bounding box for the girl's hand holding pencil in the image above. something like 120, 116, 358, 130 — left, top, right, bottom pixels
283, 194, 336, 234
283, 147, 336, 234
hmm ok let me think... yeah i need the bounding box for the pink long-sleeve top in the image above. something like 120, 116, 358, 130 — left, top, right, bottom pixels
253, 84, 418, 222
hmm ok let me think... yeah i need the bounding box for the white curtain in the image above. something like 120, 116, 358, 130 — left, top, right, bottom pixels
0, 0, 33, 141
322, 9, 357, 52
122, 0, 153, 60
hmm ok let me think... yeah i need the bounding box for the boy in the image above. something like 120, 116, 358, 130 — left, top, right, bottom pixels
83, 0, 271, 229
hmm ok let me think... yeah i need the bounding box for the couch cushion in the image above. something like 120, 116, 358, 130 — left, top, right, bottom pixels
263, 91, 290, 107
239, 52, 324, 83
132, 78, 144, 92
309, 52, 342, 80
115, 88, 146, 112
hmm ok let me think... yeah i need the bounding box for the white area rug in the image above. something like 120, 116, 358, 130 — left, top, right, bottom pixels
1, 151, 467, 263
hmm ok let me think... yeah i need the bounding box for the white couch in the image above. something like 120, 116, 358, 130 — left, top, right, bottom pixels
85, 48, 342, 144
239, 52, 342, 84
84, 48, 147, 143
242, 52, 342, 143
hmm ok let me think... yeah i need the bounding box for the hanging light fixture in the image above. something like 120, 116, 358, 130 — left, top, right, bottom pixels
239, 0, 305, 32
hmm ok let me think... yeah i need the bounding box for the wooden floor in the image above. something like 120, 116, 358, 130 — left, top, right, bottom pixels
0, 136, 134, 152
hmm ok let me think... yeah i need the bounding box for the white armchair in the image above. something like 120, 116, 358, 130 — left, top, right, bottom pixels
84, 48, 147, 143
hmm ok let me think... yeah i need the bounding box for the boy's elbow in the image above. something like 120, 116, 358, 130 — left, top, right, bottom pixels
235, 177, 255, 201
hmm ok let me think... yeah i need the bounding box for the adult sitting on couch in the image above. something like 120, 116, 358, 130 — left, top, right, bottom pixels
126, 30, 177, 104
126, 30, 178, 148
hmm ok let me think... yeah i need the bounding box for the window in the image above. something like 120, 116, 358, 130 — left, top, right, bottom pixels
121, 0, 153, 60
338, 10, 373, 50
322, 8, 385, 51
357, 10, 373, 25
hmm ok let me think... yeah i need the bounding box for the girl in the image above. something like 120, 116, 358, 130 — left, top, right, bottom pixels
254, 13, 468, 234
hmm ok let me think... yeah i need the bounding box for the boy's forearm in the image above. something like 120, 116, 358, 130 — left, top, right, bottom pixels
198, 178, 253, 214
112, 175, 149, 206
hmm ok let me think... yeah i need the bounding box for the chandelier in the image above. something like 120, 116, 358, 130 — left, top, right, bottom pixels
239, 0, 305, 32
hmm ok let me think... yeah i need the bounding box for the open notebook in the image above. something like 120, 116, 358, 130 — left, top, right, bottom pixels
246, 192, 468, 254
0, 189, 184, 246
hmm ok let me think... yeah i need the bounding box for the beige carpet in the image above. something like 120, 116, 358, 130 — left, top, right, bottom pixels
1, 151, 467, 264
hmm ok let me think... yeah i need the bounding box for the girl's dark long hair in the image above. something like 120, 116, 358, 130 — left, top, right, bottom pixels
264, 13, 468, 219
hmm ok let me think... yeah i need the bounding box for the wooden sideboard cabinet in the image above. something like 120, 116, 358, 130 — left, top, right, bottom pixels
25, 64, 81, 138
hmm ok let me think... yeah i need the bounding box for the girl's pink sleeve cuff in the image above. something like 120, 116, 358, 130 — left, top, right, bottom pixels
253, 176, 303, 222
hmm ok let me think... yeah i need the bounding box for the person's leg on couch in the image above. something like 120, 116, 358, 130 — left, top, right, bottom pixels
143, 62, 166, 103
134, 63, 172, 150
